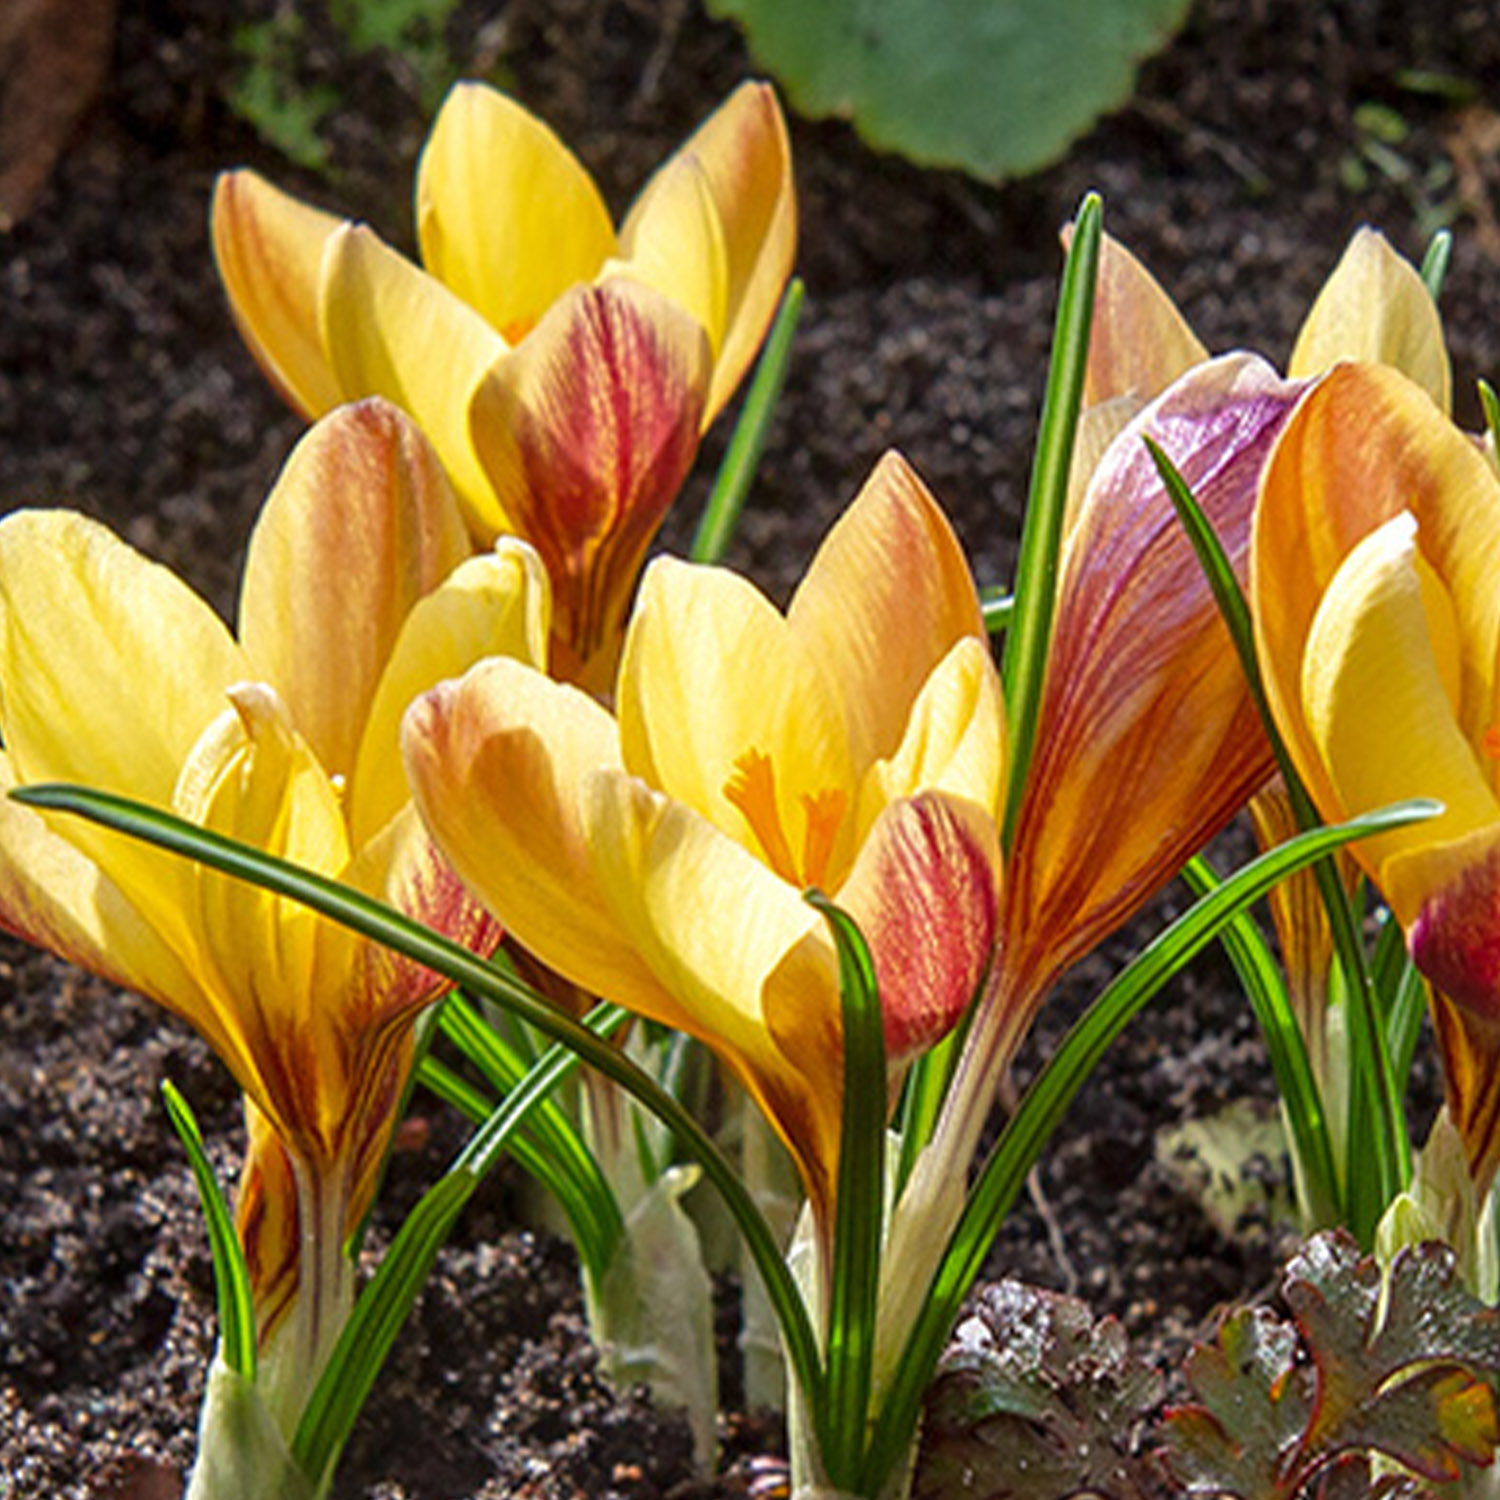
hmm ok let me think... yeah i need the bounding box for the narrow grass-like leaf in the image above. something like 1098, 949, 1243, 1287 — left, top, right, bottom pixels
1420, 228, 1452, 302
806, 890, 885, 1487
439, 992, 623, 1270
857, 798, 1440, 1498
1000, 192, 1101, 851
161, 1079, 257, 1381
1182, 854, 1340, 1227
296, 1012, 620, 1484
13, 782, 825, 1412
1384, 955, 1429, 1101
979, 588, 1013, 636
894, 1018, 967, 1194
1479, 379, 1500, 455
1151, 437, 1411, 1238
691, 278, 804, 565
417, 1052, 495, 1122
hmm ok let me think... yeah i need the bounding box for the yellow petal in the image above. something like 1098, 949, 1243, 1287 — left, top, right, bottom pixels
1253, 364, 1500, 825
415, 82, 616, 343
616, 555, 854, 869
0, 750, 202, 1012
587, 768, 834, 1205
1289, 228, 1451, 412
239, 399, 471, 783
0, 510, 247, 927
211, 170, 347, 417
609, 153, 729, 375
0, 510, 246, 796
1071, 228, 1208, 407
318, 223, 508, 516
620, 81, 796, 425
468, 279, 710, 689
176, 683, 350, 1003
401, 656, 669, 1015
1301, 514, 1497, 920
787, 451, 987, 774
348, 539, 551, 847
858, 637, 1005, 838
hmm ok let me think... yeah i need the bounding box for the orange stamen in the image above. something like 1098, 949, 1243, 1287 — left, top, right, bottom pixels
724, 749, 799, 884
800, 789, 848, 890
724, 750, 849, 888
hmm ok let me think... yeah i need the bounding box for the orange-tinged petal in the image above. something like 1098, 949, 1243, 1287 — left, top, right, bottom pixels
1072, 228, 1208, 407
401, 656, 670, 1015
415, 81, 616, 343
1007, 355, 1296, 997
1288, 228, 1451, 411
1398, 829, 1500, 1193
467, 278, 710, 690
787, 451, 986, 774
239, 399, 471, 783
348, 541, 551, 847
1064, 396, 1141, 537
318, 223, 507, 514
1300, 514, 1497, 918
616, 555, 853, 869
1253, 364, 1500, 822
830, 791, 1000, 1066
211, 170, 347, 418
857, 637, 1005, 839
620, 80, 796, 424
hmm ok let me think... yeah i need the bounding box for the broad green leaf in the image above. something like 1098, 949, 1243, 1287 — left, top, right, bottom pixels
705, 0, 1192, 181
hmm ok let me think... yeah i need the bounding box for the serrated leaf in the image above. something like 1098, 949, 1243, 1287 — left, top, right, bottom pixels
1165, 1308, 1314, 1498
1285, 1234, 1500, 1481
1164, 1231, 1500, 1498
705, 0, 1193, 181
917, 1280, 1164, 1500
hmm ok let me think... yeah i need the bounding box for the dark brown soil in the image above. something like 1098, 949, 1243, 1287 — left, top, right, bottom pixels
3, 1, 1499, 1496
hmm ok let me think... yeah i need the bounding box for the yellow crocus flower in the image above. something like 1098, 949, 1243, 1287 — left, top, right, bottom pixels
0, 399, 548, 1420
211, 81, 795, 691
403, 452, 1005, 1233
1252, 361, 1500, 1193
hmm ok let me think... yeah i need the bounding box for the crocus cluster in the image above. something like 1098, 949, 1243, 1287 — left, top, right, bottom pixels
3, 60, 1493, 1500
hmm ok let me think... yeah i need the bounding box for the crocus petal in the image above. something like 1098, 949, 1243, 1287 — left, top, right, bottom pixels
588, 767, 835, 1204
620, 80, 796, 425
0, 510, 246, 796
239, 399, 471, 783
1253, 364, 1500, 824
415, 81, 616, 343
831, 791, 1000, 1066
0, 510, 248, 931
787, 451, 987, 773
175, 690, 351, 1116
617, 555, 853, 870
0, 752, 203, 1011
348, 540, 551, 847
210, 170, 347, 418
1064, 396, 1141, 537
857, 637, 1005, 839
1301, 514, 1497, 918
1399, 828, 1500, 1194
468, 279, 711, 690
1073, 228, 1208, 407
318, 223, 508, 515
1288, 228, 1450, 412
1006, 355, 1297, 998
401, 656, 670, 1016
